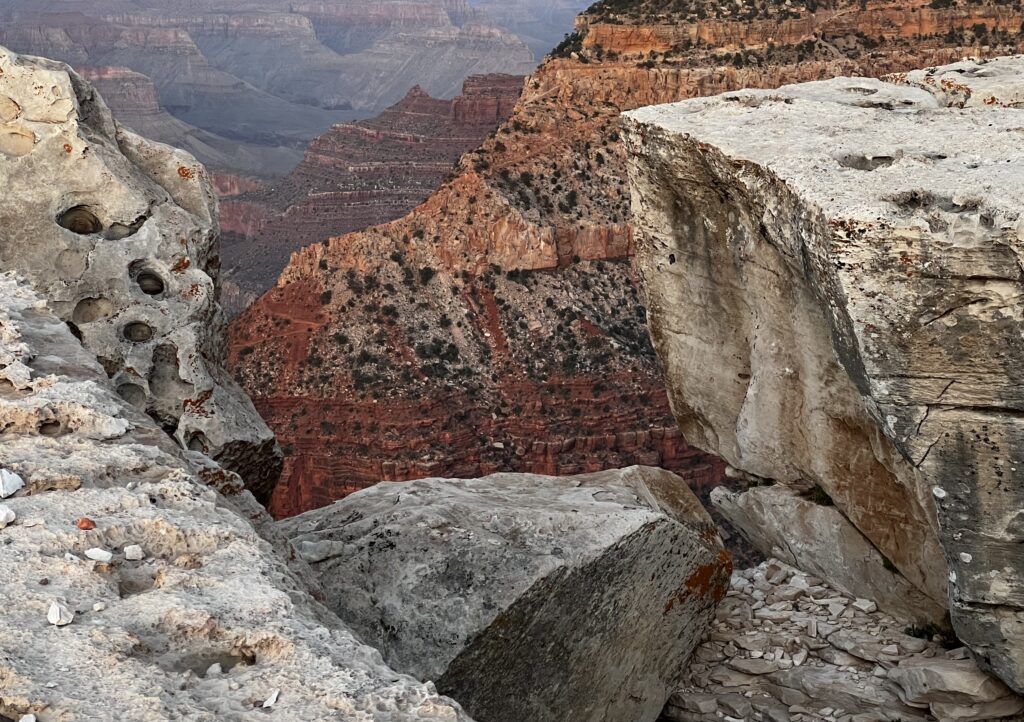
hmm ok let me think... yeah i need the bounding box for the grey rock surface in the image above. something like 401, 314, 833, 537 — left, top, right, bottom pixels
281, 465, 731, 722
624, 57, 1024, 691
0, 45, 280, 500
0, 271, 469, 722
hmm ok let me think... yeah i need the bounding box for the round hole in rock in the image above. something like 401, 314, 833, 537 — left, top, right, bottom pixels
123, 322, 154, 343
38, 420, 63, 436
136, 271, 165, 296
57, 206, 102, 235
186, 432, 209, 453
668, 253, 676, 265
72, 297, 115, 324
117, 383, 147, 409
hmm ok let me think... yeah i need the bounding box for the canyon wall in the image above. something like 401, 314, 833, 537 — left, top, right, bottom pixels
230, 0, 1024, 519
624, 59, 1024, 691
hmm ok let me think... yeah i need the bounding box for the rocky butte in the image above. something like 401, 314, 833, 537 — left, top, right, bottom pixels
230, 0, 1024, 519
218, 74, 525, 307
624, 55, 1024, 695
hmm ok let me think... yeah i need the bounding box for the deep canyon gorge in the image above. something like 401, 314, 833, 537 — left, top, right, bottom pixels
1, 0, 1023, 720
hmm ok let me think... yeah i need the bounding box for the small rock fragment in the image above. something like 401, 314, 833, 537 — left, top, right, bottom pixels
852, 599, 877, 614
0, 468, 25, 498
76, 517, 97, 530
19, 714, 37, 722
92, 602, 106, 612
263, 689, 280, 708
84, 547, 113, 563
124, 544, 144, 561
0, 504, 15, 528
47, 601, 74, 626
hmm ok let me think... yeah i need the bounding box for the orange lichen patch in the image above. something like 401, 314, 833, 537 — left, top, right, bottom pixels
62, 143, 73, 153
664, 549, 733, 614
183, 389, 214, 417
76, 517, 97, 530
171, 257, 191, 273
177, 165, 195, 180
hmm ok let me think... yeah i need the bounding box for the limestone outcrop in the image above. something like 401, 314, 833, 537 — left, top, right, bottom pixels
0, 46, 281, 500
624, 58, 1024, 691
669, 560, 1024, 722
281, 466, 731, 722
0, 272, 469, 721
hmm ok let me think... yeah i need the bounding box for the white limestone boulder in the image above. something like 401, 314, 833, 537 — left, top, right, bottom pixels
281, 466, 731, 722
0, 46, 280, 499
624, 57, 1024, 691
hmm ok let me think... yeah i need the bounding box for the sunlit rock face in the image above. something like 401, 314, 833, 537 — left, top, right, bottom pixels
0, 46, 281, 500
625, 57, 1024, 692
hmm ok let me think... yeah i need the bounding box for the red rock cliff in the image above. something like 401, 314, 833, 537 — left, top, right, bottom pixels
229, 0, 1024, 519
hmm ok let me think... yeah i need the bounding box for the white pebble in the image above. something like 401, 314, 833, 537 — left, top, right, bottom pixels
85, 548, 113, 563
263, 689, 280, 708
959, 552, 973, 563
932, 486, 947, 499
0, 469, 25, 498
19, 714, 36, 722
124, 544, 144, 561
93, 602, 106, 612
0, 504, 15, 529
47, 601, 74, 627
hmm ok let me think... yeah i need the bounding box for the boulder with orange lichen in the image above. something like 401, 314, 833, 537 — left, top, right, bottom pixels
281, 465, 729, 722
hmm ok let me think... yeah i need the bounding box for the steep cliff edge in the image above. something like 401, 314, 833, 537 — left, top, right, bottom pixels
0, 46, 281, 499
0, 47, 468, 722
624, 57, 1024, 691
230, 0, 1024, 518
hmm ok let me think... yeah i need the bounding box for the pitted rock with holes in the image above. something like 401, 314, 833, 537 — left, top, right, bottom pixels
0, 46, 280, 500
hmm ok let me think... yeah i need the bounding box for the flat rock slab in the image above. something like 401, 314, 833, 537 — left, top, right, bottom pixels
624, 56, 1024, 692
281, 466, 731, 722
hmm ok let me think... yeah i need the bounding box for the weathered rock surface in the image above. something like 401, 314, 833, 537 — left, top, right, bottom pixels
0, 272, 469, 721
712, 485, 944, 623
668, 560, 1024, 722
229, 0, 1024, 520
0, 46, 281, 499
624, 58, 1024, 690
281, 465, 731, 722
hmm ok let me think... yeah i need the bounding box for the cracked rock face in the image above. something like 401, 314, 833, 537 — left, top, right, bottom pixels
281, 466, 731, 722
624, 57, 1024, 692
0, 272, 468, 721
0, 46, 280, 500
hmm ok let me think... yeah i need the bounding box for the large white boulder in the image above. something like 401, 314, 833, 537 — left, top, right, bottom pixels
624, 56, 1024, 691
281, 466, 731, 722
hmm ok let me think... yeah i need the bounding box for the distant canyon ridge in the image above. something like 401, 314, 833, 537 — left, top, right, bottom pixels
0, 0, 576, 177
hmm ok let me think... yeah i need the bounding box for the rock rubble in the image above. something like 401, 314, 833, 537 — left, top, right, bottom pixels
668, 560, 1024, 722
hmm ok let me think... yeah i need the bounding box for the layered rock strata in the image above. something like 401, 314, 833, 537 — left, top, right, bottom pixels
0, 274, 469, 721
281, 466, 731, 722
230, 0, 1024, 518
669, 560, 1024, 722
624, 58, 1024, 690
0, 47, 280, 499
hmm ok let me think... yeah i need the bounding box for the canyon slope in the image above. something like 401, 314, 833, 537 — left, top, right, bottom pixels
230, 0, 1024, 518
0, 0, 536, 176
219, 74, 525, 307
